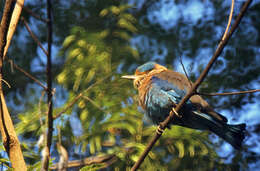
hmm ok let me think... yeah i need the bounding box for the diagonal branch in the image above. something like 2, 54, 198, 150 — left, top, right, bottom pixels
21, 17, 49, 57
23, 6, 49, 23
82, 95, 105, 112
131, 0, 252, 170
8, 59, 48, 91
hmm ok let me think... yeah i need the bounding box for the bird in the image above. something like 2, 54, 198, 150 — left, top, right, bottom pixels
122, 61, 246, 149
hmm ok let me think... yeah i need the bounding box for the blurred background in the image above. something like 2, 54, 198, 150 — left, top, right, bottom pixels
0, 0, 260, 170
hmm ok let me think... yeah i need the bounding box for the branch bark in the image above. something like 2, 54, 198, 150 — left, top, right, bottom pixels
0, 0, 27, 170
8, 59, 48, 91
50, 154, 117, 170
131, 0, 252, 170
22, 5, 49, 23
41, 0, 53, 170
21, 17, 49, 56
198, 89, 260, 96
3, 0, 25, 59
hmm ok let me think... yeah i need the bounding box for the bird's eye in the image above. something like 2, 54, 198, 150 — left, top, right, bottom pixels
134, 80, 141, 88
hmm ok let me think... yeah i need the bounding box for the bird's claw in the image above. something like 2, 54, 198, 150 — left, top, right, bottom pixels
156, 125, 164, 135
171, 107, 182, 118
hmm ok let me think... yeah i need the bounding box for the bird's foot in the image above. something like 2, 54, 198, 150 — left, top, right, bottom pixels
171, 107, 182, 118
156, 125, 164, 135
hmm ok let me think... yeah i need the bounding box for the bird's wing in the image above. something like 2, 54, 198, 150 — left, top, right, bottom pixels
147, 76, 190, 108
154, 71, 228, 122
143, 76, 187, 124
155, 70, 192, 90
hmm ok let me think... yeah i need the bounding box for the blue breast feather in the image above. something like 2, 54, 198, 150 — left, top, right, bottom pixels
144, 76, 192, 124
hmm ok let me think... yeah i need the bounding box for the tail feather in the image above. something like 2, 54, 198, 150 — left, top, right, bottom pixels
220, 124, 246, 149
190, 111, 246, 149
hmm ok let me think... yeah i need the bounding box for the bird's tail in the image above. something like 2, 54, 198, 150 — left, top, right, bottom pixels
191, 111, 246, 149
213, 123, 246, 150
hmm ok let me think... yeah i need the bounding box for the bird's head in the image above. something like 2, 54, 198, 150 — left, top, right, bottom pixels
122, 62, 167, 88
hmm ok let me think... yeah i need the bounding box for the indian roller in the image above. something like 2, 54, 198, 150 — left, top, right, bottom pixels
122, 62, 246, 149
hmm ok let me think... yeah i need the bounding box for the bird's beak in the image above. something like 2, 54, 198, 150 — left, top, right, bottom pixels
121, 75, 137, 80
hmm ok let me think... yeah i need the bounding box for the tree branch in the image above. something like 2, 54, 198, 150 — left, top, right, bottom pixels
41, 0, 53, 170
179, 56, 193, 87
131, 0, 252, 170
82, 95, 104, 112
23, 5, 49, 23
0, 0, 27, 170
222, 0, 235, 41
8, 59, 48, 91
3, 0, 25, 60
50, 154, 117, 170
21, 17, 49, 57
198, 89, 260, 96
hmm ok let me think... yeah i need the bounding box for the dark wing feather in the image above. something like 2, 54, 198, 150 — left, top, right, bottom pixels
155, 70, 228, 122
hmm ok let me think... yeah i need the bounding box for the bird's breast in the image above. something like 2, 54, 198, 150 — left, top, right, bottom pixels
137, 77, 152, 110
137, 77, 174, 124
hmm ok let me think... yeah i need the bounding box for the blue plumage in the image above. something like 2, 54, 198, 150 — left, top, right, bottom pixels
145, 76, 192, 125
136, 62, 157, 73
122, 62, 246, 149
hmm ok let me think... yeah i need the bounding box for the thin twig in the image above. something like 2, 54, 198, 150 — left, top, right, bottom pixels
179, 56, 192, 88
23, 6, 49, 23
131, 0, 252, 170
41, 0, 53, 170
54, 92, 83, 120
198, 89, 260, 96
222, 0, 235, 41
53, 75, 110, 120
82, 95, 105, 112
21, 17, 49, 57
8, 59, 48, 91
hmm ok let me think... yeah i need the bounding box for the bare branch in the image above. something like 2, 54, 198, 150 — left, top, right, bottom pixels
21, 17, 49, 57
198, 89, 260, 96
222, 0, 235, 41
54, 92, 83, 120
0, 0, 27, 170
41, 0, 53, 170
8, 59, 48, 91
50, 155, 117, 170
23, 6, 49, 23
179, 56, 192, 87
131, 0, 252, 170
82, 95, 105, 112
3, 0, 25, 60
